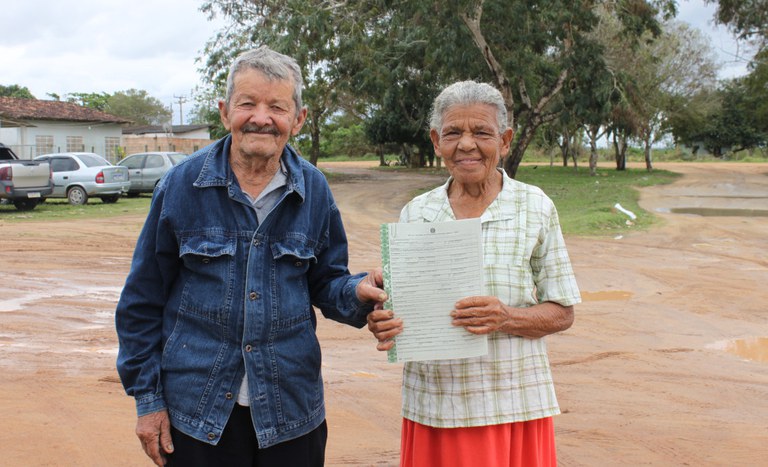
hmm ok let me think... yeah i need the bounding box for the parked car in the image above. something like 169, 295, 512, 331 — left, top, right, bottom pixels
0, 143, 53, 210
117, 151, 187, 196
34, 152, 130, 205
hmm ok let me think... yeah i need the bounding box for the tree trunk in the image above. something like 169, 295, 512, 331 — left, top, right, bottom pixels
643, 134, 654, 171
612, 131, 628, 171
309, 117, 321, 166
378, 144, 386, 167
588, 126, 599, 177
570, 129, 581, 171
307, 107, 325, 167
504, 119, 539, 178
560, 127, 571, 167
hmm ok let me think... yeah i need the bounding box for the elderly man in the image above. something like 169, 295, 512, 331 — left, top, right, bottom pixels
116, 46, 386, 467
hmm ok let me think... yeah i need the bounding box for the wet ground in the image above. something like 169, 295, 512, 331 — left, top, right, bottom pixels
0, 161, 766, 466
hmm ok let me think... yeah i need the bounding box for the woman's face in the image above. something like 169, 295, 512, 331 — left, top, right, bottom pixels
430, 103, 513, 186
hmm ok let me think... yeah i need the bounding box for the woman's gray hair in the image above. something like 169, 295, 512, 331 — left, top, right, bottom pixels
429, 80, 508, 132
224, 46, 304, 114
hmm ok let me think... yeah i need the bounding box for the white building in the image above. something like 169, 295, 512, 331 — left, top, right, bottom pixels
0, 97, 131, 160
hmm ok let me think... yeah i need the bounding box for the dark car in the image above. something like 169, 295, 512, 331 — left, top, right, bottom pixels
117, 152, 187, 196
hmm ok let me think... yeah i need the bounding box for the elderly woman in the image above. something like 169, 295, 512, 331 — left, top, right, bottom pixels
368, 80, 581, 467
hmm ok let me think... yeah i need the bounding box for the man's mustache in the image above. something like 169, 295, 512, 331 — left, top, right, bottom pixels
242, 123, 280, 136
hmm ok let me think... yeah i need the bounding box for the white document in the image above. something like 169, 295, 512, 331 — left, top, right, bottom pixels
380, 218, 488, 363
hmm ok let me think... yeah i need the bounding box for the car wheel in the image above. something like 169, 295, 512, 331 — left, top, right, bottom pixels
101, 195, 120, 204
67, 186, 88, 205
13, 199, 39, 211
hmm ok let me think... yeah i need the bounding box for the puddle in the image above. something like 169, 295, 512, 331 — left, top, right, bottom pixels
581, 290, 633, 301
0, 286, 122, 312
665, 207, 768, 217
708, 337, 768, 363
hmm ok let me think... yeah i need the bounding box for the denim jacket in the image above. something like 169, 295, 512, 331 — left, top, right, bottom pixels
115, 136, 371, 448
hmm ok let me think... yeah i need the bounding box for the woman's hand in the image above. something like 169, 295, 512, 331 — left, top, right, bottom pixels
451, 296, 510, 334
452, 296, 574, 337
367, 307, 403, 351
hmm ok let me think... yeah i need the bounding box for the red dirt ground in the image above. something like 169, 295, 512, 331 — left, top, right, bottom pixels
0, 161, 766, 466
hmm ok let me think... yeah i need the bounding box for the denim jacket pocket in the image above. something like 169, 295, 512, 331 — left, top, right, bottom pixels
270, 235, 318, 329
178, 234, 236, 323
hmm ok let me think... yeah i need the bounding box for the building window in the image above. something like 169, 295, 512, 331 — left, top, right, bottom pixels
35, 135, 54, 156
105, 137, 121, 163
66, 136, 84, 152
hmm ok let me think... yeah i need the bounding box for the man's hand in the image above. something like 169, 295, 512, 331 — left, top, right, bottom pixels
355, 268, 388, 304
136, 410, 174, 466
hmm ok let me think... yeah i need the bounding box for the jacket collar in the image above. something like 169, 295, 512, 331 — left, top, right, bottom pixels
193, 135, 306, 202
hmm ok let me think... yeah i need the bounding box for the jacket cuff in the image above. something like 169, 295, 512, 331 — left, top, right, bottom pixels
136, 392, 167, 417
344, 272, 375, 327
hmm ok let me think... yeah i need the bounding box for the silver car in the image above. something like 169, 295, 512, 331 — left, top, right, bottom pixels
34, 152, 130, 205
117, 152, 187, 196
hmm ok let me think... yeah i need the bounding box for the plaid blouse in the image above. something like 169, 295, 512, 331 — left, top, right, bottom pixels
398, 170, 581, 428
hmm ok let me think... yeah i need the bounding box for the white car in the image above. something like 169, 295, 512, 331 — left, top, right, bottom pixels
34, 152, 130, 205
117, 151, 187, 195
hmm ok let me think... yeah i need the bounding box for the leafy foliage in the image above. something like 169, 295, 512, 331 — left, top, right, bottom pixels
0, 84, 35, 99
105, 89, 171, 125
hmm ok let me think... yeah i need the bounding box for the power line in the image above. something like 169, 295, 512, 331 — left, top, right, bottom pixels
173, 94, 188, 125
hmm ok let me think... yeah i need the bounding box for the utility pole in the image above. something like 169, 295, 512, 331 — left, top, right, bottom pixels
173, 94, 188, 125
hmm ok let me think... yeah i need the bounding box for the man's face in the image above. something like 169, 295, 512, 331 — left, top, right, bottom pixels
219, 68, 306, 162
430, 103, 513, 185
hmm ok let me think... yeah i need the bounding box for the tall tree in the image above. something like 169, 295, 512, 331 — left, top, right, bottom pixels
0, 84, 35, 99
629, 21, 718, 170
200, 0, 352, 165
65, 92, 111, 111
338, 0, 674, 178
704, 0, 768, 45
104, 89, 171, 126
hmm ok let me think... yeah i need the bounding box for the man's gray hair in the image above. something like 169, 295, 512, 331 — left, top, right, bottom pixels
225, 46, 304, 114
429, 81, 508, 132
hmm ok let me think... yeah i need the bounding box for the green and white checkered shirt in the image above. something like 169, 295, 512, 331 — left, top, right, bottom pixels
399, 170, 581, 428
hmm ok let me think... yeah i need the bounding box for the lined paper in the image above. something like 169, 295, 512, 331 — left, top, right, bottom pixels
380, 218, 488, 363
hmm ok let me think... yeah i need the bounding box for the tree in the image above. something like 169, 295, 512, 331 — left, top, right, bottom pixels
0, 84, 35, 99
704, 0, 768, 45
339, 0, 673, 177
200, 0, 353, 166
197, 1, 674, 176
670, 80, 766, 156
65, 92, 111, 111
104, 89, 171, 125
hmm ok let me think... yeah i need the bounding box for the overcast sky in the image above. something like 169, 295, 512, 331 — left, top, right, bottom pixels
1, 0, 752, 124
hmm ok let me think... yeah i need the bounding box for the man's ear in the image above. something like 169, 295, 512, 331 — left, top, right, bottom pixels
218, 100, 231, 132
291, 107, 308, 136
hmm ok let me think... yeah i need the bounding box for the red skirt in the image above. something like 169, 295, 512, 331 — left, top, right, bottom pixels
400, 417, 557, 467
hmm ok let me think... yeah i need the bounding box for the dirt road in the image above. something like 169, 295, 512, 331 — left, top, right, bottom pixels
0, 161, 766, 466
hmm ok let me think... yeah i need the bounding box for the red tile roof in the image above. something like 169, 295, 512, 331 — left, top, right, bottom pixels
0, 97, 132, 124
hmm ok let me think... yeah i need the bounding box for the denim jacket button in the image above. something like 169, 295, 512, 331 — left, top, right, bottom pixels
225, 392, 233, 399
294, 261, 302, 267
207, 432, 216, 440
202, 258, 210, 264
249, 291, 260, 300
245, 345, 252, 352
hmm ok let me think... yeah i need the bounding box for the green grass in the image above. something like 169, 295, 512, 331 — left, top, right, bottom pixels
382, 163, 681, 237
0, 166, 681, 237
0, 196, 152, 221
515, 164, 680, 236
